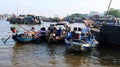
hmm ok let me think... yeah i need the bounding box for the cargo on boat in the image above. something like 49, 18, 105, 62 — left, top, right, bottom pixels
7, 14, 41, 24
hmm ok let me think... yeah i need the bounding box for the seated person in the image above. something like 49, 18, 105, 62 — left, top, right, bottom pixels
66, 27, 77, 40
81, 25, 91, 36
56, 27, 62, 36
86, 33, 92, 40
37, 27, 46, 36
66, 31, 73, 41
61, 29, 66, 36
79, 33, 87, 43
71, 27, 77, 39
30, 27, 36, 35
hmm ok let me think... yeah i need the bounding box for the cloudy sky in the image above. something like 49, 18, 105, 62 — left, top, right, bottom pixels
0, 0, 119, 17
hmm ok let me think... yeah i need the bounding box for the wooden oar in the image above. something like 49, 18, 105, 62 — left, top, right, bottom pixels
18, 25, 39, 38
18, 25, 30, 32
47, 34, 52, 45
4, 33, 13, 43
47, 33, 53, 45
47, 33, 55, 45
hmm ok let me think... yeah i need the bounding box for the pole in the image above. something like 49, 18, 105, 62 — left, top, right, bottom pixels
107, 0, 112, 13
105, 0, 112, 23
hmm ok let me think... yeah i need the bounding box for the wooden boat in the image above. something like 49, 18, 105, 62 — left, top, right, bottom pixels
12, 32, 47, 43
47, 33, 66, 44
10, 25, 47, 43
65, 36, 98, 51
47, 23, 70, 44
91, 22, 120, 48
12, 34, 35, 43
99, 24, 120, 46
8, 15, 41, 24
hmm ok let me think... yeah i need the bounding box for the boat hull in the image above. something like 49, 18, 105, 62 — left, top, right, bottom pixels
100, 25, 120, 45
65, 38, 98, 51
12, 34, 46, 43
47, 36, 65, 44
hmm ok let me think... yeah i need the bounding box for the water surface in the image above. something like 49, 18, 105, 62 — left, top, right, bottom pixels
0, 20, 120, 67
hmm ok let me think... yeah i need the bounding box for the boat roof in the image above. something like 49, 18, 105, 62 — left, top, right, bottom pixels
50, 23, 67, 26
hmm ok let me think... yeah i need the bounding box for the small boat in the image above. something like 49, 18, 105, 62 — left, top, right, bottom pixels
10, 27, 46, 43
12, 33, 45, 43
65, 36, 98, 51
47, 23, 70, 44
10, 26, 46, 43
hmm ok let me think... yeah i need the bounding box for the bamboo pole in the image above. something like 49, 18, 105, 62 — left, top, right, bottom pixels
105, 0, 112, 24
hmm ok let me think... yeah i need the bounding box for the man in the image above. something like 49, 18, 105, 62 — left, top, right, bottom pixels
56, 27, 62, 36
30, 27, 36, 34
66, 27, 77, 40
81, 25, 91, 36
80, 24, 92, 41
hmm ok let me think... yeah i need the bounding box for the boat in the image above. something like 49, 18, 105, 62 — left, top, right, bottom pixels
12, 34, 38, 43
10, 26, 46, 43
7, 14, 41, 24
47, 23, 70, 44
12, 32, 47, 43
99, 23, 120, 46
65, 34, 98, 51
91, 0, 120, 48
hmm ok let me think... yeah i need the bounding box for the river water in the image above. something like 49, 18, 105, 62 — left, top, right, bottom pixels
0, 20, 120, 67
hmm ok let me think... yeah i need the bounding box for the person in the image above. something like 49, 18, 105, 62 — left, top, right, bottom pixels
30, 27, 36, 35
66, 27, 77, 40
79, 33, 87, 43
50, 26, 57, 37
49, 25, 54, 32
46, 27, 51, 36
78, 27, 82, 32
61, 29, 66, 36
37, 27, 47, 41
81, 24, 92, 36
37, 27, 46, 36
29, 27, 37, 38
66, 30, 72, 41
56, 27, 62, 36
71, 27, 77, 39
47, 26, 57, 41
80, 24, 93, 42
75, 27, 82, 39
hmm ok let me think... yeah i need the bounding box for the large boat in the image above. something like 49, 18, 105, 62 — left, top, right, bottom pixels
99, 23, 120, 45
7, 14, 41, 24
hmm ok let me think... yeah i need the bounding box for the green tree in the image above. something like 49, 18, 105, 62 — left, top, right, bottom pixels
107, 8, 120, 17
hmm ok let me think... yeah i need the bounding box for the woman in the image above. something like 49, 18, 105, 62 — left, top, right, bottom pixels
37, 27, 47, 41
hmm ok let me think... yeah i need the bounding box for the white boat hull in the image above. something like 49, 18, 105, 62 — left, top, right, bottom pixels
65, 38, 99, 51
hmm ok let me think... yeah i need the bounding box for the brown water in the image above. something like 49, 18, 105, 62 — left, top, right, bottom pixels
0, 20, 120, 67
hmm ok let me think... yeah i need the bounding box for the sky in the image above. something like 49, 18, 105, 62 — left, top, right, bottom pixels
0, 0, 119, 17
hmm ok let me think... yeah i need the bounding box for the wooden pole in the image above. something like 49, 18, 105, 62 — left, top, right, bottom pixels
105, 0, 112, 23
